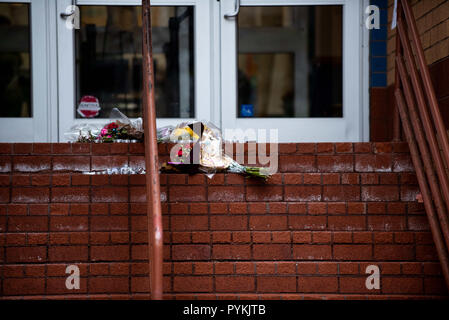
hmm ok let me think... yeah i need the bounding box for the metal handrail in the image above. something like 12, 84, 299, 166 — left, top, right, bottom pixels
142, 0, 164, 300
395, 0, 449, 289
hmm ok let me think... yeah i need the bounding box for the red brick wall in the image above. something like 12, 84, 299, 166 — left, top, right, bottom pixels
0, 142, 447, 299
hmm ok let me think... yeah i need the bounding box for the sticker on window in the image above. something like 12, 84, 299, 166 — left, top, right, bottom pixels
77, 95, 101, 118
240, 104, 254, 117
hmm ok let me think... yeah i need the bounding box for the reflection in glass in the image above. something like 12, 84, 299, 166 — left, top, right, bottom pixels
0, 3, 31, 118
76, 6, 194, 119
238, 6, 342, 118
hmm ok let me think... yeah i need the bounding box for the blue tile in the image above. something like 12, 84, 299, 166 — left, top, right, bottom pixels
371, 26, 387, 41
371, 0, 388, 9
371, 73, 387, 87
371, 57, 387, 72
370, 41, 387, 56
380, 9, 388, 25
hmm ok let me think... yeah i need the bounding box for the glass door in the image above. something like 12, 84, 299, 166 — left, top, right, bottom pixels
57, 0, 212, 141
220, 0, 365, 142
0, 0, 51, 142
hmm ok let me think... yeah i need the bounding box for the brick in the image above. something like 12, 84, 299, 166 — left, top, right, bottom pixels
339, 263, 359, 274
285, 186, 321, 201
382, 277, 423, 294
312, 232, 332, 243
308, 202, 327, 214
13, 156, 51, 172
317, 262, 338, 274
215, 262, 234, 274
170, 186, 207, 202
327, 202, 346, 214
12, 175, 30, 186
317, 155, 353, 172
323, 186, 360, 201
293, 245, 331, 260
355, 154, 392, 172
353, 143, 371, 153
52, 156, 90, 172
194, 262, 214, 275
272, 231, 291, 243
192, 232, 211, 243
328, 216, 366, 231
0, 156, 11, 173
211, 215, 247, 231
322, 173, 340, 184
4, 278, 45, 295
288, 216, 327, 230
212, 244, 250, 260
257, 276, 296, 293
174, 276, 213, 293
246, 185, 283, 202
373, 232, 393, 244
340, 277, 375, 294
361, 186, 399, 201
222, 203, 244, 215
235, 262, 254, 274
253, 244, 291, 260
215, 276, 255, 292
374, 245, 415, 261
298, 277, 338, 293
212, 232, 231, 243
170, 215, 208, 231
288, 202, 307, 214
335, 143, 353, 153
249, 216, 286, 231
92, 187, 128, 202
333, 245, 373, 260
392, 154, 414, 172
292, 231, 312, 243
32, 174, 51, 186
52, 187, 89, 202
284, 173, 303, 184
8, 216, 48, 232
48, 246, 88, 262
6, 246, 47, 263
27, 233, 48, 245
12, 187, 49, 203
89, 277, 129, 293
173, 245, 211, 260
50, 216, 88, 231
91, 245, 129, 261
7, 203, 28, 216
368, 216, 406, 231
208, 186, 245, 202
279, 155, 316, 173
0, 143, 12, 154
50, 203, 71, 216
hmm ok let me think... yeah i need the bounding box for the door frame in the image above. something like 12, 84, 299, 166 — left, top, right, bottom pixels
219, 0, 370, 142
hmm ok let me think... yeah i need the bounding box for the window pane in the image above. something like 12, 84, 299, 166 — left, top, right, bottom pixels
0, 3, 31, 118
238, 6, 342, 118
75, 6, 195, 119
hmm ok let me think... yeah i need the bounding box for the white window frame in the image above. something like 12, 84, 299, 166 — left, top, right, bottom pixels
219, 0, 369, 142
0, 0, 58, 142
57, 0, 213, 141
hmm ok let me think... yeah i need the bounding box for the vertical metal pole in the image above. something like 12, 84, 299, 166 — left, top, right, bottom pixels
142, 0, 163, 300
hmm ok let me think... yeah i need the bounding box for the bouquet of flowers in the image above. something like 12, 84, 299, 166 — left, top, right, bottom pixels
160, 121, 271, 180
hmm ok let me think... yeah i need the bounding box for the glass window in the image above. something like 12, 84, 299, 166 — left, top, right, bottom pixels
75, 6, 194, 119
0, 3, 31, 118
237, 6, 342, 118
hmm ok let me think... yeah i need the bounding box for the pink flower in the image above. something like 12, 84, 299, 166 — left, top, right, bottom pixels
101, 128, 108, 136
